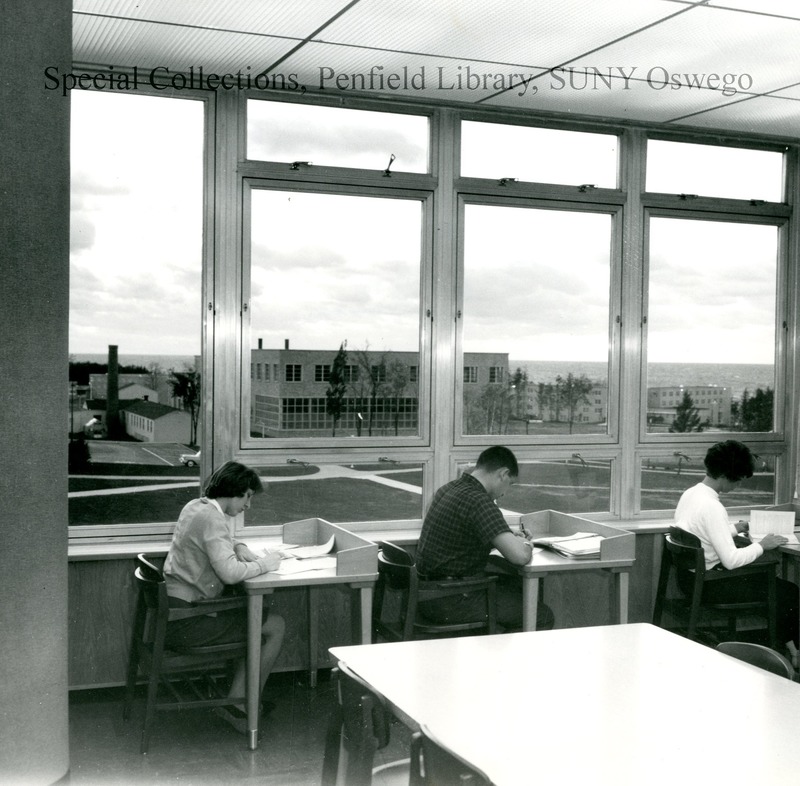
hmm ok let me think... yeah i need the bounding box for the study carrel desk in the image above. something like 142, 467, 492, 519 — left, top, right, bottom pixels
489, 509, 635, 631
243, 518, 377, 750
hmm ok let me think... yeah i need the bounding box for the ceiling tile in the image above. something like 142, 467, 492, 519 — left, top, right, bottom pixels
590, 5, 800, 95
671, 94, 800, 139
318, 0, 684, 66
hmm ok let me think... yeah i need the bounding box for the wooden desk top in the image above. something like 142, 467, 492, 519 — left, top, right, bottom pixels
492, 549, 635, 575
242, 535, 376, 591
331, 623, 800, 786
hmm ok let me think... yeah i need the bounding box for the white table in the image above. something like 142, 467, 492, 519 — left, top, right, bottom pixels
489, 548, 634, 630
243, 535, 376, 750
331, 623, 800, 786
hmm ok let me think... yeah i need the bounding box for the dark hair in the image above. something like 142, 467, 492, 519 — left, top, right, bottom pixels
476, 445, 519, 477
204, 461, 264, 499
704, 440, 754, 482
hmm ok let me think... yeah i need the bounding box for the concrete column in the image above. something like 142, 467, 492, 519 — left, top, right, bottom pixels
0, 1, 71, 783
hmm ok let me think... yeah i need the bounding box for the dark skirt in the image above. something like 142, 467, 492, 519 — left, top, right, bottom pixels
165, 596, 263, 649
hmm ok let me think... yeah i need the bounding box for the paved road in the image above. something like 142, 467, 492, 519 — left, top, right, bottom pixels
87, 441, 193, 466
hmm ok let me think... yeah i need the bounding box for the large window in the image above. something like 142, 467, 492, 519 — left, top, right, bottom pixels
645, 217, 780, 436
460, 204, 614, 440
68, 91, 204, 529
245, 188, 426, 442
69, 89, 797, 532
245, 461, 426, 526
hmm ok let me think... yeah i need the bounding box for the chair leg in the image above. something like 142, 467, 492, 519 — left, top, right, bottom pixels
652, 549, 671, 627
321, 703, 343, 786
767, 573, 778, 649
686, 576, 704, 641
122, 643, 140, 722
140, 641, 166, 755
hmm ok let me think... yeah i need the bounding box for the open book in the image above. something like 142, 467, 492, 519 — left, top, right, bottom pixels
530, 531, 604, 559
278, 535, 336, 560
748, 510, 800, 545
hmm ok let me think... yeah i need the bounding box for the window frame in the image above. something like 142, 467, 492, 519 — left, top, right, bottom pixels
453, 191, 624, 450
238, 176, 435, 452
68, 86, 800, 538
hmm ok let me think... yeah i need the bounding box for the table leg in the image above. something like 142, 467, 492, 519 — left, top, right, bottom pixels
247, 593, 263, 751
611, 570, 630, 624
522, 577, 540, 632
308, 587, 319, 688
358, 586, 373, 643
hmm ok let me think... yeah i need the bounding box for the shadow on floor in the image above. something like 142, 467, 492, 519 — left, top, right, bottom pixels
69, 669, 412, 786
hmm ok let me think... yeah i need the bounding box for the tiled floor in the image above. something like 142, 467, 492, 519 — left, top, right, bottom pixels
68, 669, 412, 786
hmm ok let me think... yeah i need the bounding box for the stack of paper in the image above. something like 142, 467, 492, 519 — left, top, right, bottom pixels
531, 532, 604, 559
272, 556, 337, 575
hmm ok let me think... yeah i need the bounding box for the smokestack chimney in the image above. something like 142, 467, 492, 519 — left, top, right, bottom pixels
258, 338, 263, 349
107, 344, 120, 439
284, 339, 289, 350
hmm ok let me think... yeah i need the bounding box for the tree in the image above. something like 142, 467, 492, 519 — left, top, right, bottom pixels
325, 343, 348, 436
535, 382, 554, 421
559, 373, 594, 434
384, 358, 409, 436
479, 382, 512, 434
350, 344, 386, 436
147, 362, 165, 398
168, 368, 201, 445
740, 386, 773, 432
511, 367, 529, 420
669, 391, 704, 433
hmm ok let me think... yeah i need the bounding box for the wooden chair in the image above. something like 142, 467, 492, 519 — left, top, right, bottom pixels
373, 541, 497, 642
321, 663, 411, 786
652, 526, 778, 647
716, 641, 795, 679
122, 554, 249, 753
410, 725, 493, 786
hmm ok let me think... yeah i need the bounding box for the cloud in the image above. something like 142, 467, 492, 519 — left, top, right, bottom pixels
70, 213, 96, 254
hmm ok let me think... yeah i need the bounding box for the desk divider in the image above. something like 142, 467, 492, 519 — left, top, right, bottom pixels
520, 509, 635, 562
282, 517, 378, 577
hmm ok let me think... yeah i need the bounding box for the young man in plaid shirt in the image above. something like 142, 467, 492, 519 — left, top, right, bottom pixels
416, 446, 554, 630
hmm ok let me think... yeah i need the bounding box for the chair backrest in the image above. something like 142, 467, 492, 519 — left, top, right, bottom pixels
410, 725, 493, 786
136, 552, 164, 581
664, 526, 706, 575
378, 549, 413, 591
716, 641, 794, 679
380, 540, 414, 567
133, 554, 171, 645
321, 663, 393, 786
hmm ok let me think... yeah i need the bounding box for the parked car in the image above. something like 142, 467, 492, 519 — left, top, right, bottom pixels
179, 450, 200, 467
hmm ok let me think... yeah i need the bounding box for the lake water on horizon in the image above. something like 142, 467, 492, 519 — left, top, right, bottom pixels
71, 353, 197, 371
512, 359, 773, 401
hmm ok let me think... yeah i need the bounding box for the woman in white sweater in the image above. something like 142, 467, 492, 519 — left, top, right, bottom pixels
674, 440, 799, 664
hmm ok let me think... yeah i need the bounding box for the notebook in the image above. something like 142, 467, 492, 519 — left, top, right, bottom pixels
530, 532, 603, 559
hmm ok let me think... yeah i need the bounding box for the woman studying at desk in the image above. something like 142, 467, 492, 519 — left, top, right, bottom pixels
674, 440, 799, 666
163, 460, 285, 734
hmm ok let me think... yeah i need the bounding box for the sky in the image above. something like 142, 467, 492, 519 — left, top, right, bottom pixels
69, 86, 782, 367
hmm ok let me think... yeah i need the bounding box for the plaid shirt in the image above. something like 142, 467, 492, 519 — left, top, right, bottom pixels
416, 472, 511, 578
